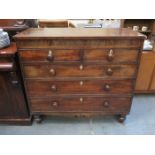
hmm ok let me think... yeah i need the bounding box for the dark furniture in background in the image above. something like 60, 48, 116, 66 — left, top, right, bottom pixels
14, 28, 145, 123
0, 43, 31, 124
0, 19, 37, 40
38, 19, 75, 28
0, 19, 35, 124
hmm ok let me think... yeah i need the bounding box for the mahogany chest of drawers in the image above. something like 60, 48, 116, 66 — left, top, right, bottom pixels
14, 28, 145, 123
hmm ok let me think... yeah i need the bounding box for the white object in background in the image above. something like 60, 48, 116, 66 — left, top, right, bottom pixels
93, 19, 103, 25
142, 26, 148, 32
84, 24, 102, 28
102, 19, 121, 28
68, 20, 90, 28
0, 29, 10, 49
133, 26, 139, 31
0, 29, 3, 34
69, 19, 121, 28
143, 39, 153, 50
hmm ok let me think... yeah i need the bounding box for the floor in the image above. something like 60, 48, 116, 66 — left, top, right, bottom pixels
0, 95, 155, 135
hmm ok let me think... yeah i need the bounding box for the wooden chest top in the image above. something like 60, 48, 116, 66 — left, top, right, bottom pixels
14, 28, 145, 40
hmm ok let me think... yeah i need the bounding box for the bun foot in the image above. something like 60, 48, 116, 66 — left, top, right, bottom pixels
117, 114, 126, 123
34, 115, 43, 123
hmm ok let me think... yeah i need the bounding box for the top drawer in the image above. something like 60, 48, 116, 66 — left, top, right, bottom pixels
16, 39, 143, 49
19, 48, 139, 63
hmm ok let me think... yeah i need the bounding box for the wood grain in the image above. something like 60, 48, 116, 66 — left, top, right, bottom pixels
26, 79, 134, 97
23, 64, 137, 79
14, 28, 145, 39
16, 39, 142, 49
30, 96, 132, 113
19, 48, 139, 63
135, 52, 155, 90
15, 28, 144, 122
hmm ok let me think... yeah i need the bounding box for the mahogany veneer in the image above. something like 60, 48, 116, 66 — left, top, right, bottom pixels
14, 28, 145, 123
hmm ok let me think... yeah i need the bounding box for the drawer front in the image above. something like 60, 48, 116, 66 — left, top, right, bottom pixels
84, 49, 139, 63
16, 39, 142, 49
30, 96, 132, 113
19, 49, 81, 62
23, 64, 137, 78
25, 79, 134, 97
20, 49, 139, 63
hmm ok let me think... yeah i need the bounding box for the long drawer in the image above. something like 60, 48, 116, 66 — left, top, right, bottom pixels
16, 39, 142, 49
30, 96, 132, 113
23, 64, 137, 79
19, 49, 139, 63
25, 79, 134, 97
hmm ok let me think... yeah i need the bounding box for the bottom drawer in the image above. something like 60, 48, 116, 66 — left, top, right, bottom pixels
30, 96, 132, 113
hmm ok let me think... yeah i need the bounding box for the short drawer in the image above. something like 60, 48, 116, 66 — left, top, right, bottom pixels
19, 48, 139, 63
19, 49, 81, 62
25, 79, 134, 97
30, 96, 132, 113
23, 64, 137, 79
84, 49, 139, 63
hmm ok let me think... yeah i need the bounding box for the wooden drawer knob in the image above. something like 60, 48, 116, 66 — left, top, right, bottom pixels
79, 64, 84, 70
51, 101, 58, 107
49, 68, 56, 76
80, 81, 84, 86
106, 68, 113, 76
80, 97, 84, 103
104, 84, 110, 91
103, 101, 110, 107
47, 50, 54, 61
107, 49, 114, 61
51, 85, 57, 91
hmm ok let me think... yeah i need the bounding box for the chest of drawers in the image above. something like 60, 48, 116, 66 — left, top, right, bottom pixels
14, 28, 145, 123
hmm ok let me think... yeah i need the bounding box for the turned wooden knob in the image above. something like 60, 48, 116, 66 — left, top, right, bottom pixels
80, 81, 84, 86
79, 64, 84, 70
49, 68, 56, 76
103, 101, 110, 107
106, 68, 113, 76
51, 85, 57, 91
104, 84, 110, 91
80, 97, 84, 103
52, 101, 58, 107
47, 50, 54, 61
107, 49, 114, 61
